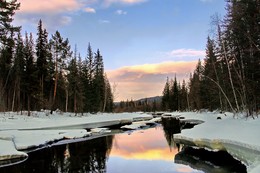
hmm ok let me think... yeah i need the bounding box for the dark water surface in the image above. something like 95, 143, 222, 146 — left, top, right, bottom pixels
0, 125, 202, 173
0, 120, 246, 173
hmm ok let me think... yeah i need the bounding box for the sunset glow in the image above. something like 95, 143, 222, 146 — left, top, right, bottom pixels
110, 127, 178, 161
14, 0, 225, 101
107, 61, 198, 101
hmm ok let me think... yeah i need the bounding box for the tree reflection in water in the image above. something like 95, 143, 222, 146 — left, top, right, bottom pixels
0, 136, 114, 173
161, 117, 181, 151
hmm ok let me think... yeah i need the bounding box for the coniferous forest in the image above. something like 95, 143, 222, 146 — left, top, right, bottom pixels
0, 0, 114, 115
1, 0, 259, 116
161, 0, 260, 116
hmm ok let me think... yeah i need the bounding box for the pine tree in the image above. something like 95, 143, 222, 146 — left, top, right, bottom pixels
11, 31, 25, 112
93, 49, 105, 112
170, 76, 179, 111
0, 0, 20, 110
36, 20, 49, 106
189, 60, 203, 110
0, 0, 20, 46
179, 80, 188, 111
224, 0, 260, 115
161, 77, 170, 111
67, 45, 84, 114
82, 43, 95, 112
201, 36, 221, 111
24, 32, 37, 116
103, 74, 114, 112
50, 31, 71, 112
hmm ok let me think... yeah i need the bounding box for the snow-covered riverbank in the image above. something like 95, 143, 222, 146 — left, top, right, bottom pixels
0, 111, 259, 173
0, 111, 153, 164
172, 112, 260, 173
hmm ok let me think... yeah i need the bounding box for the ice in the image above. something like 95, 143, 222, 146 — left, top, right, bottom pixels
1, 111, 260, 172
0, 112, 153, 162
121, 117, 161, 130
173, 112, 260, 173
0, 139, 27, 161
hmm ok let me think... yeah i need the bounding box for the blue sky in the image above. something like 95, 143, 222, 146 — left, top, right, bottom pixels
14, 0, 227, 101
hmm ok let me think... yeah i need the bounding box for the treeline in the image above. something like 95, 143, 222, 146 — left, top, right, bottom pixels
0, 0, 113, 115
162, 0, 260, 116
114, 97, 161, 113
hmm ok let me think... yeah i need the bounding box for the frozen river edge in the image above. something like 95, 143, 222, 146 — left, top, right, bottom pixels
0, 111, 260, 173
0, 112, 154, 165
172, 112, 260, 173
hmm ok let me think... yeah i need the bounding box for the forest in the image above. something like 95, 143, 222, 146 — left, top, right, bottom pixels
161, 0, 260, 116
0, 0, 114, 115
1, 0, 259, 116
115, 0, 260, 117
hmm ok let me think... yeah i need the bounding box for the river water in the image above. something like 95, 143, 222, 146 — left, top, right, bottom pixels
0, 120, 246, 173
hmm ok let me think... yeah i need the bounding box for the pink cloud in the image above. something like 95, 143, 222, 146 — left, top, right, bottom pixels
17, 0, 82, 14
167, 49, 205, 58
85, 7, 96, 13
107, 61, 197, 101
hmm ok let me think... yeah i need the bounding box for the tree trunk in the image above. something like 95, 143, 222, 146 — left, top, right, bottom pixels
11, 87, 15, 112
204, 75, 235, 114
65, 89, 68, 112
74, 92, 77, 114
27, 95, 31, 116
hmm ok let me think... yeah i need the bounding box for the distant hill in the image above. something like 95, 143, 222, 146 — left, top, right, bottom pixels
114, 96, 162, 105
136, 96, 162, 103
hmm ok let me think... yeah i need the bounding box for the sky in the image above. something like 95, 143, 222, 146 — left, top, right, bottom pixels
13, 0, 226, 101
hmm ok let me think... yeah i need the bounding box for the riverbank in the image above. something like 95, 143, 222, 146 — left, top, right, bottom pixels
0, 111, 259, 172
171, 111, 260, 173
0, 111, 154, 164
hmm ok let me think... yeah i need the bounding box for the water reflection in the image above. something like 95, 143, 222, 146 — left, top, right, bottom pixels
0, 124, 205, 173
175, 146, 247, 173
0, 136, 114, 173
161, 117, 181, 151
107, 126, 200, 173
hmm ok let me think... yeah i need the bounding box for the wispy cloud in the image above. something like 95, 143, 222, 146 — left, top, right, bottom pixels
115, 9, 127, 15
99, 19, 111, 24
200, 0, 213, 2
15, 0, 85, 31
107, 61, 197, 101
103, 0, 147, 7
14, 0, 142, 31
166, 49, 205, 58
85, 7, 96, 13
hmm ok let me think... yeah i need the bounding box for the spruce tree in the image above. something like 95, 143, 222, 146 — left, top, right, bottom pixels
161, 77, 170, 111
11, 31, 25, 112
201, 36, 221, 110
24, 33, 37, 116
36, 20, 49, 106
93, 49, 105, 112
189, 60, 203, 110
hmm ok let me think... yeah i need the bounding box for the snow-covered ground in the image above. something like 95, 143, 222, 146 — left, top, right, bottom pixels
171, 111, 260, 173
0, 111, 153, 164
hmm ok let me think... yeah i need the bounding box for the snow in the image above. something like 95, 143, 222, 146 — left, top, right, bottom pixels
0, 110, 260, 172
0, 111, 153, 163
172, 111, 260, 173
0, 139, 28, 161
90, 128, 111, 133
121, 117, 161, 130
